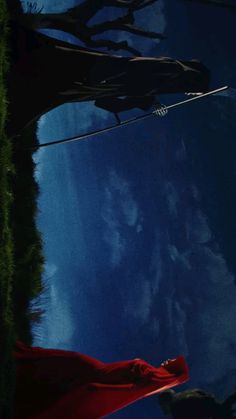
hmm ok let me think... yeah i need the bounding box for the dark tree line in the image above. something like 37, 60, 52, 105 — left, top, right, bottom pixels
19, 0, 164, 56
10, 123, 45, 344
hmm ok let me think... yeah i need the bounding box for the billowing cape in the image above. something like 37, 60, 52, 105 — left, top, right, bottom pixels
15, 341, 189, 419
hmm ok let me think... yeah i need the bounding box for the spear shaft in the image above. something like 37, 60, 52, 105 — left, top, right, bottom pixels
38, 86, 228, 148
165, 85, 229, 110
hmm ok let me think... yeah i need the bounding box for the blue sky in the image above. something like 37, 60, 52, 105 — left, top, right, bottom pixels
23, 0, 236, 418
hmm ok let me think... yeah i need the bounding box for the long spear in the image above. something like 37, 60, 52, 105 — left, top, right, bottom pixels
38, 86, 228, 149
183, 0, 236, 9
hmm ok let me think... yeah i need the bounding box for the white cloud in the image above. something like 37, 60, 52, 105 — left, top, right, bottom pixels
33, 282, 75, 349
102, 185, 126, 266
32, 259, 76, 349
162, 294, 190, 357
125, 279, 153, 324
136, 224, 143, 233
102, 170, 143, 267
164, 201, 236, 393
168, 244, 191, 270
150, 234, 163, 294
120, 232, 164, 331
121, 198, 139, 226
32, 136, 69, 183
38, 114, 47, 129
164, 181, 179, 217
190, 247, 236, 387
32, 120, 48, 182
108, 170, 142, 227
168, 244, 178, 262
104, 227, 126, 267
37, 101, 111, 145
186, 209, 212, 244
169, 244, 236, 390
33, 149, 46, 183
190, 184, 201, 202
175, 138, 187, 162
174, 301, 189, 357
44, 262, 58, 279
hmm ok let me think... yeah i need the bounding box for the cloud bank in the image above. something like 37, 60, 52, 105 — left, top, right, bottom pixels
102, 170, 143, 267
33, 283, 75, 349
163, 181, 236, 395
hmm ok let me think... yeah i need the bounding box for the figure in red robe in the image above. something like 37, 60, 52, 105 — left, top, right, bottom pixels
14, 341, 189, 419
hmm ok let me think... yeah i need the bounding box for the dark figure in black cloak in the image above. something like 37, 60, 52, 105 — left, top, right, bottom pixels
158, 388, 236, 419
8, 28, 210, 135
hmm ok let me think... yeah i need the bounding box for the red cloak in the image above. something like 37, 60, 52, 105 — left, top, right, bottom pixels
14, 341, 189, 419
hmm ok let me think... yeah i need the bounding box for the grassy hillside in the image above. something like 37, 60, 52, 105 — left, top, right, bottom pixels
0, 1, 45, 416
11, 123, 45, 345
0, 1, 16, 417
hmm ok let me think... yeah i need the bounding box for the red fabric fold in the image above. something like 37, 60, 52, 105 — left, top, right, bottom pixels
14, 341, 189, 418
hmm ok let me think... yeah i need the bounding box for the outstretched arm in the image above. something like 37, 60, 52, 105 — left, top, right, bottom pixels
95, 96, 156, 113
97, 358, 155, 384
84, 38, 142, 56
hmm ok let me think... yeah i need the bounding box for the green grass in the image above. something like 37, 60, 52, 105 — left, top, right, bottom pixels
0, 1, 16, 417
0, 2, 46, 415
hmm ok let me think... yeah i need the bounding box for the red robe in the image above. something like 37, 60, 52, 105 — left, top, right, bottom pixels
14, 341, 189, 419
